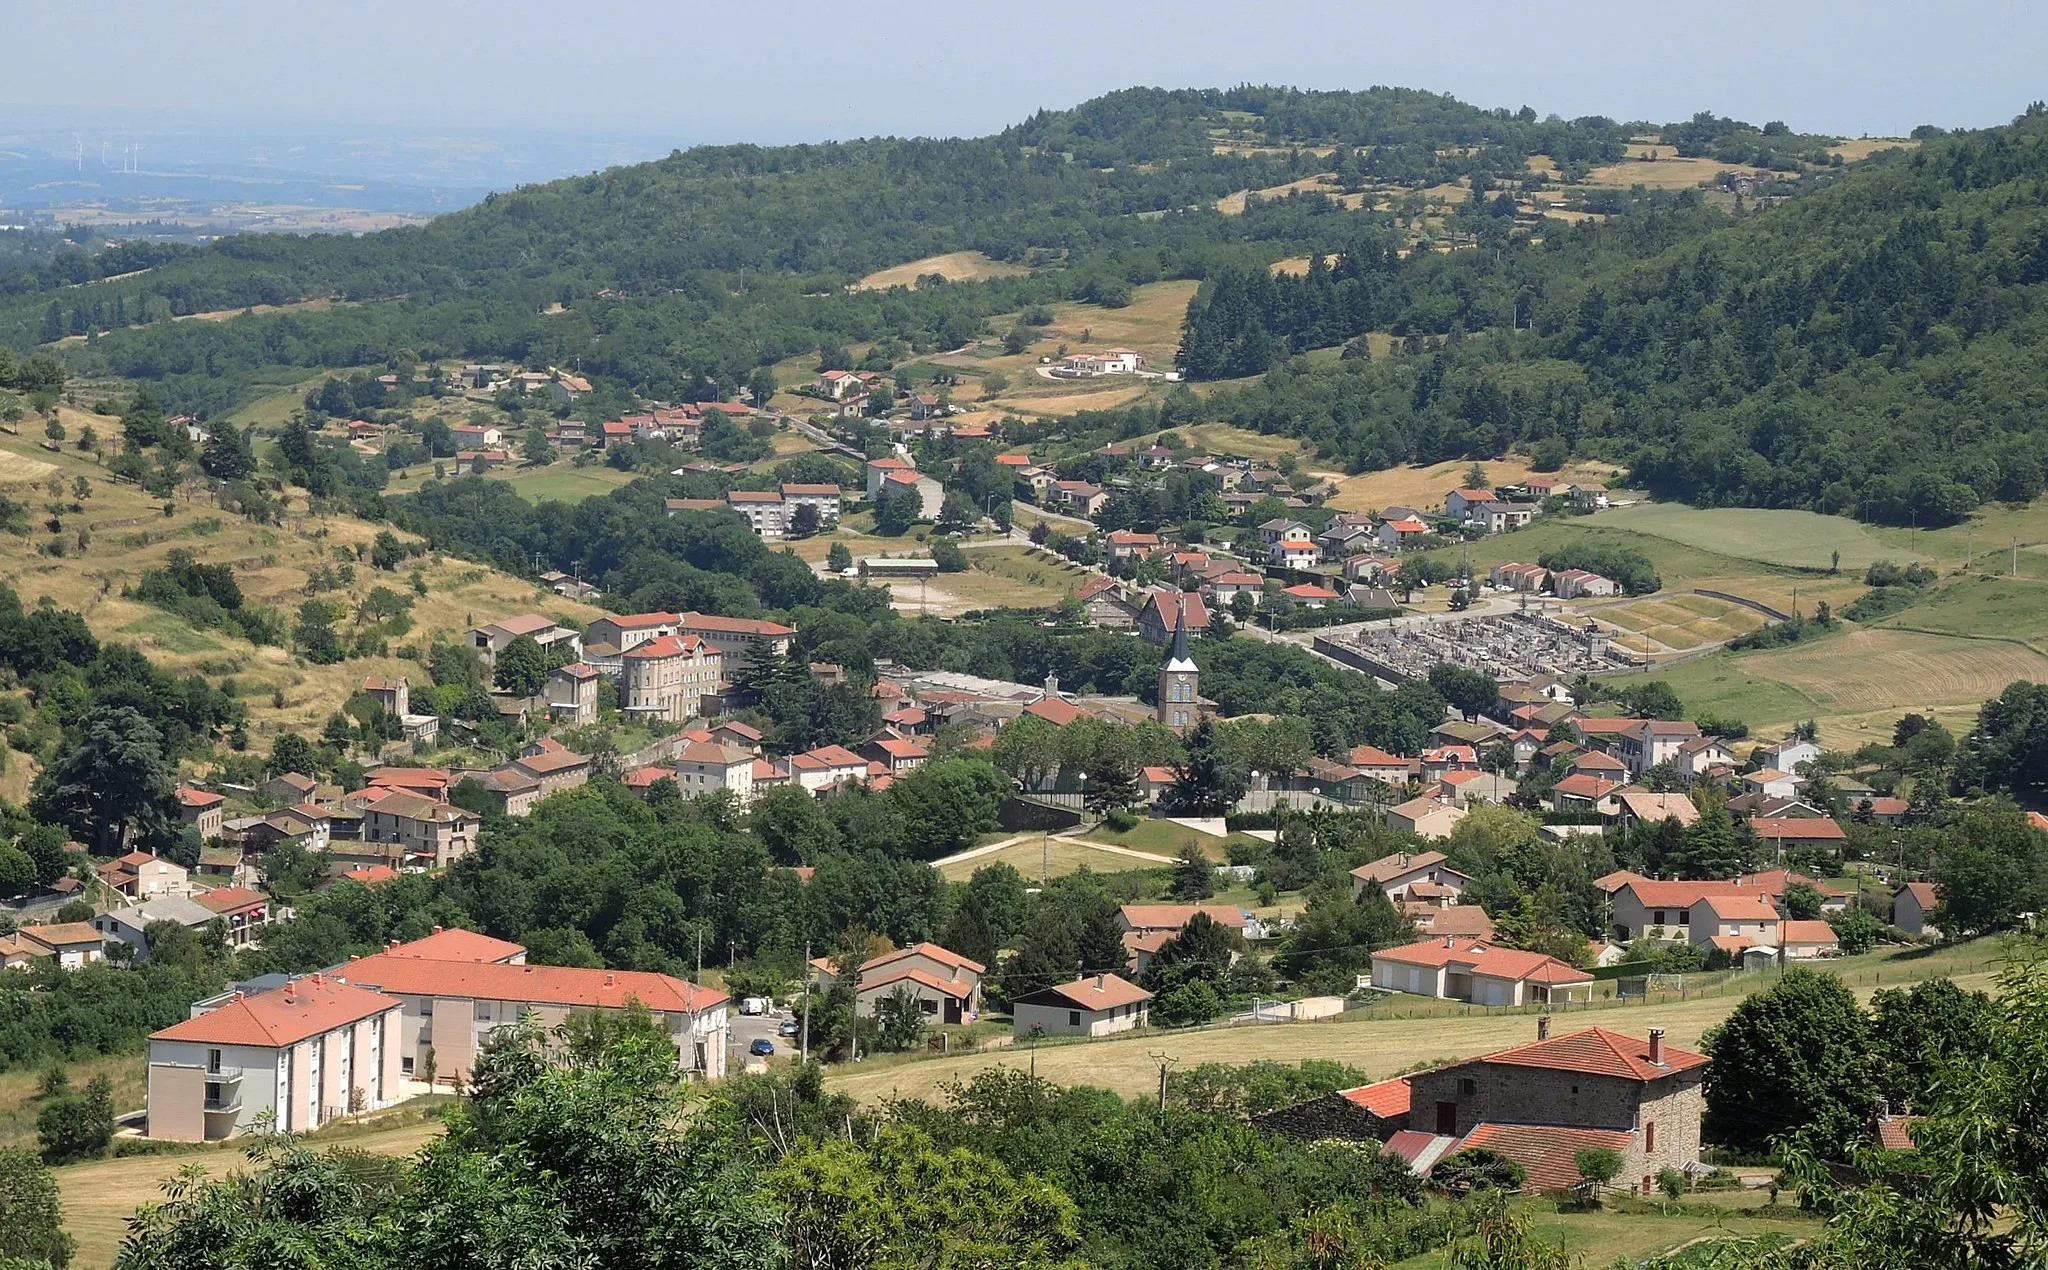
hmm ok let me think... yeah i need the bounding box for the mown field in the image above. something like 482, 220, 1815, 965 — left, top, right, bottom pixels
854, 251, 1031, 291
1324, 457, 1622, 514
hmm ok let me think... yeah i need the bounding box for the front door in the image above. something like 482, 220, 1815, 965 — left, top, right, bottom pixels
1435, 1101, 1458, 1135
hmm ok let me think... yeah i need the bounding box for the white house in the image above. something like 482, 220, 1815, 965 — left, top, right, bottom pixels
1010, 974, 1151, 1039
1552, 569, 1619, 599
1369, 938, 1594, 1007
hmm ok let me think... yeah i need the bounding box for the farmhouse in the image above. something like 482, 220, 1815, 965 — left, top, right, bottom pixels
1011, 974, 1151, 1038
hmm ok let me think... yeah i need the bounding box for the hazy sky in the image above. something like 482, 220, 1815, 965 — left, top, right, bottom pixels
6, 0, 2044, 144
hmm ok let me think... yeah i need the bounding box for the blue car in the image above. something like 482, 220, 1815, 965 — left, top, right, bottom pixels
749, 1038, 775, 1057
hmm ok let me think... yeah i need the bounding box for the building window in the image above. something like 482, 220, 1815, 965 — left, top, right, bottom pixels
1645, 1121, 1656, 1151
1457, 1077, 1477, 1095
1067, 1010, 1080, 1027
207, 1048, 223, 1074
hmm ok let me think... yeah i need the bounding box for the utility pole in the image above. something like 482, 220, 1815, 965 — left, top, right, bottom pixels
1967, 526, 1974, 569
695, 927, 702, 984
799, 941, 812, 1065
2015, 537, 2020, 578
1150, 1049, 1178, 1115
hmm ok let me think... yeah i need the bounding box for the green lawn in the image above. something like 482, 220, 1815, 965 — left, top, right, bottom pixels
1610, 652, 1822, 731
1392, 1193, 1818, 1269
1590, 504, 1896, 571
489, 463, 637, 503
116, 612, 225, 654
1872, 574, 2048, 645
1079, 818, 1260, 860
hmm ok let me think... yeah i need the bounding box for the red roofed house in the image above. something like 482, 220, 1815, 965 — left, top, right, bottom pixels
1137, 590, 1208, 647
147, 973, 404, 1139
98, 850, 188, 900
1010, 973, 1151, 1038
1280, 582, 1339, 608
811, 943, 986, 1024
1893, 881, 1939, 935
1117, 904, 1250, 937
1369, 937, 1594, 1007
859, 734, 929, 774
1406, 1024, 1707, 1196
1350, 850, 1471, 905
1748, 816, 1848, 853
176, 787, 226, 838
675, 611, 795, 658
1023, 696, 1091, 727
671, 739, 756, 801
338, 931, 728, 1083
1445, 489, 1497, 520
586, 611, 680, 652
1378, 518, 1431, 550
784, 744, 869, 794
1106, 530, 1163, 562
193, 887, 275, 949
1689, 894, 1782, 953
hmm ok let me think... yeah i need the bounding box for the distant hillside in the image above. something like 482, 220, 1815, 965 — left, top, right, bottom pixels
1169, 108, 2048, 524
1, 86, 1849, 413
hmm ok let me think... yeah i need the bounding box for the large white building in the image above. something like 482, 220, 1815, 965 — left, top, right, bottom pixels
147, 974, 404, 1140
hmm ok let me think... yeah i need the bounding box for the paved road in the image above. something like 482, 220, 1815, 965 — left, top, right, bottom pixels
728, 1002, 802, 1067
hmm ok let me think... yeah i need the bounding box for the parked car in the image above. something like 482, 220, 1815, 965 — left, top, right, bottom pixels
748, 1038, 775, 1057
777, 1019, 800, 1037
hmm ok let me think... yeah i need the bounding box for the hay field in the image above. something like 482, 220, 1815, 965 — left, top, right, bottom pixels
1586, 156, 1744, 189
1831, 138, 1915, 162
1591, 593, 1765, 652
935, 835, 1169, 883
1324, 457, 1620, 513
932, 280, 1197, 405
854, 252, 1029, 291
1003, 382, 1154, 416
1269, 256, 1313, 276
0, 447, 58, 483
172, 297, 343, 324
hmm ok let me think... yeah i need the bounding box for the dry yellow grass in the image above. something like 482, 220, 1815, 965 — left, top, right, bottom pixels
1217, 175, 1339, 215
173, 297, 344, 324
1323, 457, 1620, 513
0, 412, 603, 759
854, 252, 1029, 291
1004, 383, 1153, 416
0, 448, 58, 482
1524, 155, 1562, 178
1831, 138, 1916, 162
935, 835, 1170, 883
1586, 156, 1748, 190
57, 1116, 445, 1269
1269, 257, 1312, 277
935, 280, 1198, 413
1623, 143, 1677, 160
1756, 629, 2048, 721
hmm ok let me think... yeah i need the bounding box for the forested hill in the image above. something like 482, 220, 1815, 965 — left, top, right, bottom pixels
1172, 107, 2048, 524
4, 85, 1834, 414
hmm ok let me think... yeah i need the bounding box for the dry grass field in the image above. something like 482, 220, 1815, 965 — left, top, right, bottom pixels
1269, 257, 1313, 276
935, 834, 1171, 883
1831, 138, 1916, 162
173, 297, 346, 324
1590, 593, 1766, 653
0, 408, 602, 765
830, 941, 2005, 1107
1003, 382, 1154, 416
56, 1113, 446, 1269
928, 279, 1198, 414
1217, 175, 1341, 215
1324, 456, 1621, 513
854, 252, 1030, 291
1586, 155, 1748, 190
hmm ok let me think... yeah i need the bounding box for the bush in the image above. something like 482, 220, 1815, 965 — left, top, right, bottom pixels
1103, 808, 1141, 832
1152, 979, 1224, 1026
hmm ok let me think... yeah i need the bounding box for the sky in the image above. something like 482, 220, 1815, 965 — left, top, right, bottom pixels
4, 0, 2044, 147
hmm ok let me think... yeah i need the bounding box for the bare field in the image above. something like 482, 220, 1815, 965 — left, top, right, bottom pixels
1217, 175, 1339, 215
1269, 257, 1313, 276
174, 297, 345, 324
854, 252, 1029, 291
1831, 138, 1916, 162
1756, 628, 2048, 719
1324, 457, 1621, 513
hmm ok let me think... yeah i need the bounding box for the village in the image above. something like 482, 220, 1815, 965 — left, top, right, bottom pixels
0, 363, 1951, 1211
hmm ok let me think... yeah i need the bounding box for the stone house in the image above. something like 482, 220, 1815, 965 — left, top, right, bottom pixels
1404, 1024, 1707, 1197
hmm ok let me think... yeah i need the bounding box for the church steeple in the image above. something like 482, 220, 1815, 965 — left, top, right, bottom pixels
1158, 603, 1198, 731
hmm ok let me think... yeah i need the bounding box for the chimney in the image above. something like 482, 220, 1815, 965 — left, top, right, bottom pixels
1444, 935, 1456, 948
1095, 974, 1106, 990
605, 972, 616, 986
1649, 1028, 1665, 1065
310, 972, 323, 985
232, 990, 245, 1002
432, 925, 444, 934
1537, 1014, 1551, 1041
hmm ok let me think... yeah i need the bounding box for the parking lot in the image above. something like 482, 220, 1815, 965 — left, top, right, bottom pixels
728, 1002, 802, 1067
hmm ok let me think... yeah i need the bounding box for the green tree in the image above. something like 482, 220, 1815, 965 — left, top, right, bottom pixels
1168, 842, 1215, 901
1781, 882, 1825, 920
886, 758, 1008, 859
292, 600, 346, 664
1868, 977, 1995, 1113
0, 1146, 75, 1268
521, 424, 552, 465
1428, 663, 1499, 720
267, 732, 317, 778
198, 424, 255, 480
1162, 717, 1247, 816
826, 541, 852, 572
874, 484, 921, 535
1931, 803, 2048, 934
1702, 967, 1874, 1156
492, 634, 549, 697
872, 984, 927, 1052
30, 706, 176, 854
36, 1075, 112, 1165
1274, 883, 1413, 985
1574, 1146, 1622, 1198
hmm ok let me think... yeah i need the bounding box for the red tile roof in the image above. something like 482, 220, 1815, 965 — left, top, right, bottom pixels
152, 976, 399, 1048
1340, 1077, 1411, 1119
601, 611, 681, 629
1119, 904, 1248, 931
1780, 919, 1839, 946
194, 887, 267, 915
1876, 1115, 1922, 1151
1750, 817, 1847, 841
1013, 974, 1151, 1011
1552, 773, 1620, 800
377, 928, 525, 964
1453, 1122, 1634, 1194
342, 956, 726, 1013
340, 864, 401, 887
1374, 938, 1591, 986
677, 612, 795, 638
1696, 894, 1780, 922
1473, 1026, 1708, 1081
1024, 697, 1089, 726
864, 942, 986, 975
176, 787, 225, 808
